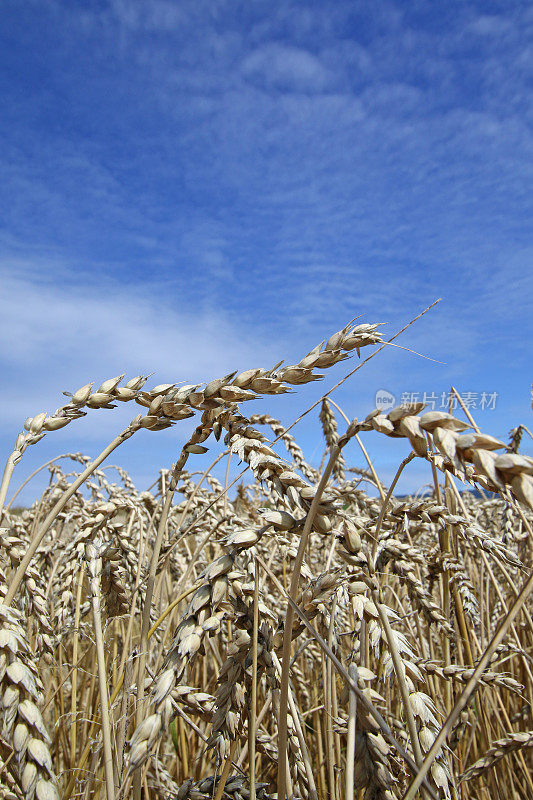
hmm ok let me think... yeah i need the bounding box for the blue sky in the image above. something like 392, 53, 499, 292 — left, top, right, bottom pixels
1, 0, 531, 503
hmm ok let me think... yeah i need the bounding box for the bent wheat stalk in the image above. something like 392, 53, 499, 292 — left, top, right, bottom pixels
5, 418, 142, 605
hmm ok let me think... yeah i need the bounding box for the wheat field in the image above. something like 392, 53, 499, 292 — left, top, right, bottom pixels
1, 313, 532, 800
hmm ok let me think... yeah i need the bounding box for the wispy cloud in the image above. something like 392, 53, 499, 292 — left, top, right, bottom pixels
242, 44, 332, 93
0, 263, 280, 431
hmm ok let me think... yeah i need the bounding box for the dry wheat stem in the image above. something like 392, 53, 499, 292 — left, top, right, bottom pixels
249, 560, 260, 800
277, 444, 342, 800
86, 542, 116, 800
344, 662, 357, 800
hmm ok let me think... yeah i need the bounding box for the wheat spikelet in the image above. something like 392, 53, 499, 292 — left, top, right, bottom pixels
460, 730, 533, 782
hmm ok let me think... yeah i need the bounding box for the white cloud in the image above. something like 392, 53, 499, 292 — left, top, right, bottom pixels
466, 15, 512, 37
242, 44, 331, 94
0, 262, 280, 433
109, 0, 187, 32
